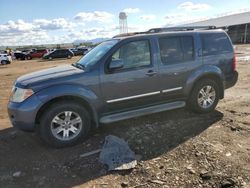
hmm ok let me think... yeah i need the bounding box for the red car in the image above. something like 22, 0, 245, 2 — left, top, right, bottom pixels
27, 49, 48, 59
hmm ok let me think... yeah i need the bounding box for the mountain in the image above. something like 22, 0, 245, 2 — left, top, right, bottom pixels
73, 38, 110, 45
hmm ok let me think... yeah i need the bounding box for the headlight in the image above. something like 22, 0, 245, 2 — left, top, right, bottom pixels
10, 87, 34, 103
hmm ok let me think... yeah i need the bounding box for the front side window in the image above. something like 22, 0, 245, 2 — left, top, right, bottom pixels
109, 40, 151, 71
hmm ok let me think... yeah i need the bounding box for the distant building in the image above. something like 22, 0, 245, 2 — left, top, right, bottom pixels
184, 11, 250, 44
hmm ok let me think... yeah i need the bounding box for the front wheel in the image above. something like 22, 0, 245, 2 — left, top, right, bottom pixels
1, 60, 7, 65
37, 102, 91, 148
188, 79, 220, 113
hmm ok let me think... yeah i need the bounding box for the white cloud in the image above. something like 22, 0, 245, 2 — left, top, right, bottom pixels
74, 11, 114, 23
178, 2, 211, 11
140, 14, 156, 22
123, 8, 140, 14
164, 13, 208, 26
34, 18, 74, 30
0, 19, 35, 35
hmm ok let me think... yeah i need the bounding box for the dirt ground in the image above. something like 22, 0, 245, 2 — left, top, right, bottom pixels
0, 46, 249, 188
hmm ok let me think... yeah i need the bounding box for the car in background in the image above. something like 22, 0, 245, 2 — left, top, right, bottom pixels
0, 54, 12, 65
43, 49, 74, 60
71, 48, 89, 56
14, 52, 28, 60
27, 49, 48, 60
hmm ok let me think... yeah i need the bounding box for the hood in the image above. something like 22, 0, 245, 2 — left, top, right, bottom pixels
16, 65, 83, 87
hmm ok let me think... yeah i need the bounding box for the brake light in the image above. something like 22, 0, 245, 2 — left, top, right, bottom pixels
232, 54, 236, 71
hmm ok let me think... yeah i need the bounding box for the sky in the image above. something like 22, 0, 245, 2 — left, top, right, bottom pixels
0, 0, 250, 46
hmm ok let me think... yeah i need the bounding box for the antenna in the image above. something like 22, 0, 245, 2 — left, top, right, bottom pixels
119, 12, 128, 34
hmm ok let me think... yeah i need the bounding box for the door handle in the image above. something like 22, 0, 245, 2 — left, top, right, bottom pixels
146, 70, 157, 76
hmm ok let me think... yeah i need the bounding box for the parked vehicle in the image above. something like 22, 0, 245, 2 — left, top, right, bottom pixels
27, 49, 48, 59
71, 48, 89, 56
0, 54, 12, 64
14, 52, 28, 60
8, 27, 238, 147
43, 49, 74, 60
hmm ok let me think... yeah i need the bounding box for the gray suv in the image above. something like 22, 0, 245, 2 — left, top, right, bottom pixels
8, 27, 238, 147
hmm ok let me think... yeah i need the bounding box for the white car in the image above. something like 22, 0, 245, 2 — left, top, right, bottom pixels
0, 54, 12, 65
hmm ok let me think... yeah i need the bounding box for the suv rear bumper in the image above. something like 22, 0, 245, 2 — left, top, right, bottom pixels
225, 71, 238, 89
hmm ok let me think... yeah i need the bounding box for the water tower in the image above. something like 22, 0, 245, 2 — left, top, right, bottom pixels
119, 12, 128, 34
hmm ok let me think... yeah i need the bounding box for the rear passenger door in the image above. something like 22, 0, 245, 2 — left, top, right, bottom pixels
157, 34, 201, 100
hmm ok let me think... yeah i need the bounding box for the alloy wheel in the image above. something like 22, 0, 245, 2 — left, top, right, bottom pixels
50, 111, 83, 141
197, 85, 216, 109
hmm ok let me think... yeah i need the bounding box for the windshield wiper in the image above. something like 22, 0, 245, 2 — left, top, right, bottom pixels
72, 63, 85, 70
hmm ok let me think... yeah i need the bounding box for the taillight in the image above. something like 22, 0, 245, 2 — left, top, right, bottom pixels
232, 54, 236, 71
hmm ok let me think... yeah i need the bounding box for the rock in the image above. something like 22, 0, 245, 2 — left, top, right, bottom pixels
200, 171, 212, 180
121, 182, 129, 187
149, 180, 165, 185
230, 126, 237, 131
226, 152, 232, 157
195, 151, 204, 157
221, 178, 236, 188
186, 165, 196, 174
13, 171, 21, 177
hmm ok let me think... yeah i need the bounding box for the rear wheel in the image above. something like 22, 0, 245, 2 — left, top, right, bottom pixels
37, 102, 91, 148
188, 79, 219, 113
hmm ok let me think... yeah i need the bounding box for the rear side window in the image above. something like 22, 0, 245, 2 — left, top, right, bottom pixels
201, 33, 232, 56
159, 36, 194, 64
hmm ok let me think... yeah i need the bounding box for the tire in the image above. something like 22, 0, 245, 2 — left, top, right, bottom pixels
27, 56, 32, 60
67, 55, 72, 59
1, 60, 7, 65
188, 79, 219, 113
49, 56, 53, 60
37, 102, 91, 148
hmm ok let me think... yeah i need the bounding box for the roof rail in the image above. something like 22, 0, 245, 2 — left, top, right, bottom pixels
113, 26, 217, 38
147, 26, 217, 33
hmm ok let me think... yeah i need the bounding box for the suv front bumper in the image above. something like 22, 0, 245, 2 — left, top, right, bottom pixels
225, 71, 238, 89
8, 94, 42, 131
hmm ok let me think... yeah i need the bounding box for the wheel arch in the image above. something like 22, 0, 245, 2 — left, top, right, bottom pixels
35, 95, 99, 128
193, 74, 224, 99
185, 66, 225, 99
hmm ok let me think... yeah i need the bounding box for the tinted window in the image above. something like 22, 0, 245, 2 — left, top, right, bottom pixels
110, 40, 151, 70
159, 36, 194, 64
201, 33, 232, 56
182, 36, 194, 61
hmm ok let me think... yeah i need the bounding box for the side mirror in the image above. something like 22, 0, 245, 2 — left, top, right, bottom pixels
109, 59, 124, 70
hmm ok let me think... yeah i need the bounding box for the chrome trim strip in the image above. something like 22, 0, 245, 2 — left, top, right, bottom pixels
162, 87, 183, 93
107, 91, 160, 103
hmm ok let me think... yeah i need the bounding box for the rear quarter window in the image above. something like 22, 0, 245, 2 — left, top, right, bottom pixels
201, 33, 233, 56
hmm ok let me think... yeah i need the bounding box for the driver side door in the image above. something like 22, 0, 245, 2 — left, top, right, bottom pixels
100, 39, 161, 113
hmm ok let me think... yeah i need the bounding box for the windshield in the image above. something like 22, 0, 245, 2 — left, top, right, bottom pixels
75, 40, 118, 68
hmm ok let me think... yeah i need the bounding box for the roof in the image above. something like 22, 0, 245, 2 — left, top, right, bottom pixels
113, 27, 224, 39
183, 11, 250, 27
